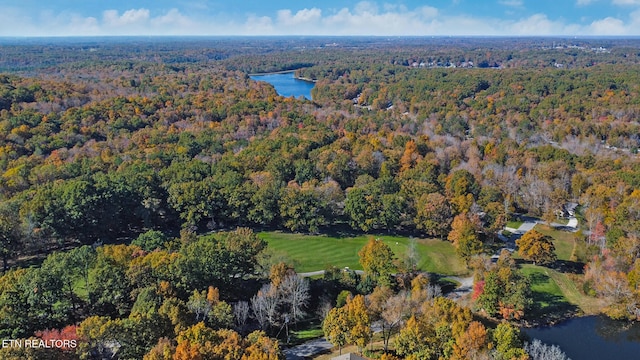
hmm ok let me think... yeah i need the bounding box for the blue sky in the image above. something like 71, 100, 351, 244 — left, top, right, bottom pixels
2, 1, 640, 36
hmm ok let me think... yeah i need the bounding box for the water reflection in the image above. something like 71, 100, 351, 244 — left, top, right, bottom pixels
593, 315, 640, 343
525, 316, 640, 360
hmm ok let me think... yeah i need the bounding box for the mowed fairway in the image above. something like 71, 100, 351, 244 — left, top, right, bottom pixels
532, 224, 576, 261
259, 231, 466, 275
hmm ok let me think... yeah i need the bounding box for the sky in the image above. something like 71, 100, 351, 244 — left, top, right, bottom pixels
3, 0, 640, 37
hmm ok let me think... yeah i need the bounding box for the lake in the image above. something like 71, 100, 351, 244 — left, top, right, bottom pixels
250, 72, 315, 100
525, 316, 640, 360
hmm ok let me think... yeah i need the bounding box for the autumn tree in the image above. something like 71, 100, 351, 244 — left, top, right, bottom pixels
322, 294, 371, 355
448, 214, 483, 263
187, 287, 233, 329
346, 294, 372, 353
243, 330, 284, 360
475, 265, 532, 320
445, 169, 480, 214
187, 289, 212, 322
448, 214, 473, 246
492, 322, 528, 360
322, 305, 350, 355
144, 337, 175, 360
173, 324, 239, 360
400, 140, 422, 172
394, 315, 435, 359
517, 229, 557, 265
366, 286, 393, 351
451, 321, 489, 360
395, 297, 473, 360
584, 250, 636, 319
358, 237, 396, 284
269, 262, 294, 288
415, 192, 453, 239
165, 322, 283, 360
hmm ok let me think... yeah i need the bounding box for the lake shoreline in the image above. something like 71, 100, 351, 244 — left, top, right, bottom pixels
247, 70, 297, 76
249, 70, 317, 83
249, 72, 315, 99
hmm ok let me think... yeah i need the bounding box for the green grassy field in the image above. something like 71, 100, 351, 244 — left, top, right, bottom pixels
520, 264, 601, 318
521, 265, 571, 315
506, 220, 524, 229
259, 231, 467, 275
533, 224, 576, 261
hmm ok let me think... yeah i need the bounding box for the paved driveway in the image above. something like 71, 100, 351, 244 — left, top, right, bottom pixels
284, 337, 333, 360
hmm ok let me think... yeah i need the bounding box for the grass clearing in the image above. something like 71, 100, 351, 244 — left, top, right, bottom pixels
259, 231, 467, 275
520, 264, 601, 318
292, 327, 324, 341
506, 220, 524, 229
521, 264, 575, 319
547, 270, 603, 315
533, 224, 576, 261
289, 320, 324, 345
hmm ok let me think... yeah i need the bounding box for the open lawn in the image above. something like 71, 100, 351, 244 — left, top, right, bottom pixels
259, 232, 467, 275
521, 264, 571, 317
533, 224, 576, 261
520, 264, 601, 318
506, 220, 524, 229
289, 319, 324, 345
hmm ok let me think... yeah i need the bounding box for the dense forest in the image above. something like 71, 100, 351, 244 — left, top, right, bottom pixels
1, 37, 640, 359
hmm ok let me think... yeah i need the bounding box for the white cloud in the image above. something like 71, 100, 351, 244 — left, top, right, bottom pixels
613, 0, 640, 5
103, 9, 150, 27
244, 15, 274, 34
589, 16, 628, 33
5, 2, 640, 37
354, 2, 379, 15
577, 0, 598, 5
499, 0, 524, 7
277, 8, 322, 26
418, 6, 439, 19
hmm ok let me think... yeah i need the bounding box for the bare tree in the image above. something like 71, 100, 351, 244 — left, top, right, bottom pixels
522, 173, 552, 217
483, 164, 520, 217
583, 207, 603, 247
525, 339, 571, 360
402, 237, 421, 271
251, 284, 280, 330
187, 290, 211, 322
233, 301, 250, 333
379, 293, 411, 352
316, 297, 333, 320
279, 274, 310, 324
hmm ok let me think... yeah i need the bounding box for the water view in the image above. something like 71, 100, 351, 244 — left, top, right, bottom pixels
525, 316, 640, 360
250, 72, 315, 100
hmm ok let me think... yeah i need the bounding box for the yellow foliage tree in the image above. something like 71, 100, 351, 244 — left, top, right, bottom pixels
516, 229, 557, 265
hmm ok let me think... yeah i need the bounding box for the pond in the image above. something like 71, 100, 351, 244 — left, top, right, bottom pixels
250, 72, 315, 100
524, 316, 640, 360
